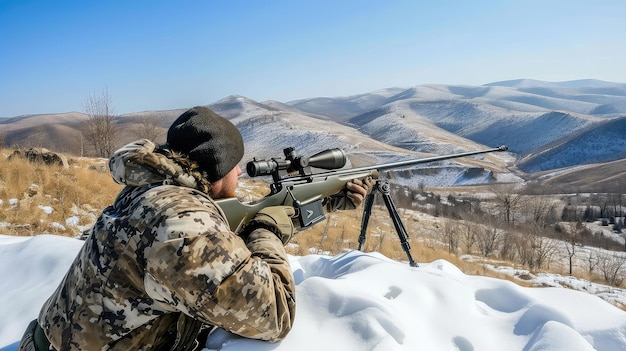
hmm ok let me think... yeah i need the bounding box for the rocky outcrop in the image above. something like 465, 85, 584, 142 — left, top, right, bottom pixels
8, 147, 70, 168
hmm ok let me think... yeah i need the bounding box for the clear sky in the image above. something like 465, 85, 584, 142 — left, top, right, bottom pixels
1, 0, 625, 117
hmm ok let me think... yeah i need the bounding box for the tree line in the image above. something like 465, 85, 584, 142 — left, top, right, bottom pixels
386, 182, 626, 287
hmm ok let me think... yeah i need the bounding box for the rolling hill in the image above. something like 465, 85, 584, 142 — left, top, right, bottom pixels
1, 79, 625, 191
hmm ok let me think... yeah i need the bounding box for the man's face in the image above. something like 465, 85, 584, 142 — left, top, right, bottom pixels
211, 164, 242, 199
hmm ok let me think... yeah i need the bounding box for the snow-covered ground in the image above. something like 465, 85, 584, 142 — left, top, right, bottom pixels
1, 234, 626, 351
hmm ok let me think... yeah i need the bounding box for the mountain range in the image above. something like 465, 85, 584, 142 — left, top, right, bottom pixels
1, 79, 625, 192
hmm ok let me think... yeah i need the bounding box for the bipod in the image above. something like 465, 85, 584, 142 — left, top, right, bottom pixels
358, 179, 418, 267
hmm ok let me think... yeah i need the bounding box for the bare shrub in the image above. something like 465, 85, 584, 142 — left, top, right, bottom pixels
492, 184, 523, 224
499, 230, 516, 262
514, 224, 558, 271
476, 224, 501, 258
439, 219, 460, 254
460, 221, 479, 254
129, 113, 166, 143
586, 250, 599, 275
597, 251, 626, 286
524, 195, 559, 227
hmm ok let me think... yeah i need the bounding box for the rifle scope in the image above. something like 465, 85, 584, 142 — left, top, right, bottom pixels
247, 147, 347, 178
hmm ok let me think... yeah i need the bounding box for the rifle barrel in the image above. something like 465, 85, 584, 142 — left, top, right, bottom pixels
284, 145, 508, 180
375, 145, 508, 171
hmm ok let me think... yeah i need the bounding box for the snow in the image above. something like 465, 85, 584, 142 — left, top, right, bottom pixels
38, 205, 53, 215
2, 234, 626, 350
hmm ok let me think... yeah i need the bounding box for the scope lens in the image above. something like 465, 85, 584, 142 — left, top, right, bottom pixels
246, 160, 277, 177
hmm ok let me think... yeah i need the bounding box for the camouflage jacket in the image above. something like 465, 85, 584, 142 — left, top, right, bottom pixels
38, 139, 296, 351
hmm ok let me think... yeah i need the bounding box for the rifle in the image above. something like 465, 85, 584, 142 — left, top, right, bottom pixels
215, 145, 508, 233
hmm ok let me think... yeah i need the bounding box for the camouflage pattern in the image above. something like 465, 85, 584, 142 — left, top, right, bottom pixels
38, 139, 296, 350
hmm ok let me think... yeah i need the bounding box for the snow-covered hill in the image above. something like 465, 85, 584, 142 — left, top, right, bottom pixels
206, 95, 516, 188
287, 79, 626, 172
1, 79, 625, 181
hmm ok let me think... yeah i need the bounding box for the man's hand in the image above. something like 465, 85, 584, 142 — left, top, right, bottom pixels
325, 176, 375, 211
345, 176, 375, 208
250, 206, 296, 245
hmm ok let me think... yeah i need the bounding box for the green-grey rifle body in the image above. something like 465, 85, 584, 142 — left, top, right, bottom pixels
216, 145, 508, 232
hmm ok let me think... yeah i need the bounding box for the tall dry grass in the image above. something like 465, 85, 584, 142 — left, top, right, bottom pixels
284, 205, 535, 287
0, 151, 121, 236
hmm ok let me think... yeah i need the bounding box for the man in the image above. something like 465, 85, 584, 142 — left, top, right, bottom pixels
18, 106, 372, 351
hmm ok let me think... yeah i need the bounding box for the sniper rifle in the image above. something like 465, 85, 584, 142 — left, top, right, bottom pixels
215, 145, 508, 235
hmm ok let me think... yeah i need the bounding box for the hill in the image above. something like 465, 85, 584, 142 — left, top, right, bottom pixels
528, 157, 626, 193
1, 79, 625, 190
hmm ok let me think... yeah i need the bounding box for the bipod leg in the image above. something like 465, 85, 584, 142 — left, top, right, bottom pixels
378, 181, 418, 267
358, 187, 376, 250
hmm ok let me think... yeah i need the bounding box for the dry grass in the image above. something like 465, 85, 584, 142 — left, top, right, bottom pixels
284, 205, 535, 287
0, 150, 121, 236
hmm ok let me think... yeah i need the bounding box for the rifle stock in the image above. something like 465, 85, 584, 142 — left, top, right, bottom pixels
216, 145, 507, 232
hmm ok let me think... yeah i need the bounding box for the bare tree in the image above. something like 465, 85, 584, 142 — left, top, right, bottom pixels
514, 233, 532, 269
439, 219, 460, 254
611, 193, 624, 219
499, 230, 516, 262
130, 113, 165, 142
586, 250, 599, 275
526, 195, 559, 228
597, 250, 626, 286
83, 88, 118, 158
476, 223, 501, 258
531, 226, 557, 271
515, 224, 557, 271
492, 185, 523, 225
460, 221, 478, 254
561, 222, 582, 275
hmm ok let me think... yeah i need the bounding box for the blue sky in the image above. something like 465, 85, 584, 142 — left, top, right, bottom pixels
1, 0, 625, 117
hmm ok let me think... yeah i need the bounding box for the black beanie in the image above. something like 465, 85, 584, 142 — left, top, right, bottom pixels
167, 106, 244, 182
